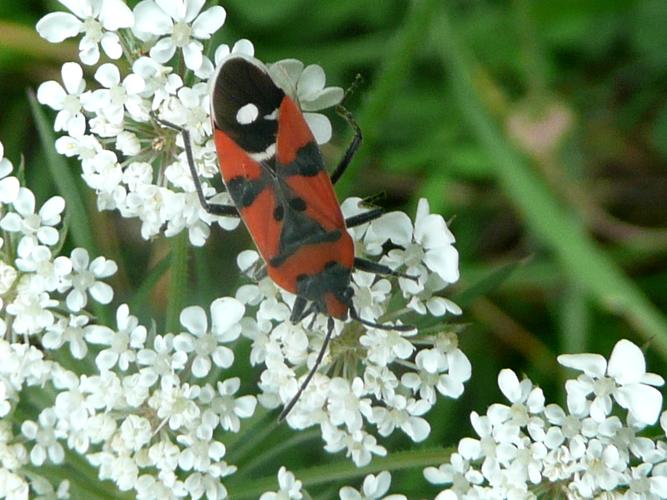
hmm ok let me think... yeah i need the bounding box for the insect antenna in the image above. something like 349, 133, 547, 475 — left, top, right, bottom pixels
278, 317, 335, 422
349, 307, 415, 332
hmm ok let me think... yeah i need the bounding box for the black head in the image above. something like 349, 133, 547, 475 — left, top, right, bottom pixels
210, 56, 285, 159
295, 261, 352, 320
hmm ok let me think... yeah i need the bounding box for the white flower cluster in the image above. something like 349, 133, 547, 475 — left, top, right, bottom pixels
35, 0, 468, 470
237, 197, 466, 466
36, 0, 344, 246
0, 142, 258, 498
0, 141, 115, 345
425, 339, 667, 499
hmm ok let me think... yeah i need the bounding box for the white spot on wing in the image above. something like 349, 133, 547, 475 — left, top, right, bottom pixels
236, 103, 259, 125
249, 143, 276, 161
264, 108, 279, 120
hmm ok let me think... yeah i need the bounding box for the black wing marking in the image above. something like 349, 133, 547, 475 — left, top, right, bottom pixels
211, 56, 285, 156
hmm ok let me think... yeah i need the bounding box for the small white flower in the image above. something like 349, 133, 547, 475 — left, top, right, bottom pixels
85, 304, 146, 371
210, 378, 257, 432
88, 63, 147, 123
36, 0, 134, 65
268, 59, 344, 144
137, 333, 187, 387
0, 188, 65, 246
43, 314, 92, 359
339, 471, 406, 500
6, 289, 58, 335
174, 297, 244, 377
37, 62, 89, 136
14, 238, 72, 292
66, 248, 116, 312
381, 199, 459, 295
559, 339, 664, 425
259, 466, 303, 500
21, 408, 64, 466
133, 0, 226, 71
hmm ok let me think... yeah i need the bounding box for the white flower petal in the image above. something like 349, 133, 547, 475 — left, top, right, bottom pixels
37, 81, 66, 109
615, 383, 662, 425
61, 62, 84, 95
59, 0, 92, 18
99, 0, 134, 30
558, 353, 607, 377
191, 6, 225, 38
182, 40, 203, 71
96, 349, 118, 370
95, 64, 121, 90
211, 297, 245, 337
36, 12, 82, 43
191, 355, 211, 377
303, 112, 331, 145
607, 339, 646, 385
300, 86, 344, 112
184, 0, 205, 22
298, 64, 326, 97
180, 306, 207, 336
150, 37, 177, 64
89, 282, 113, 304
156, 0, 187, 21
134, 0, 174, 35
424, 246, 459, 283
100, 32, 123, 60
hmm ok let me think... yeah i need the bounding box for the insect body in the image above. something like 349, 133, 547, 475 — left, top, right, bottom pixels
154, 55, 413, 419
210, 56, 355, 321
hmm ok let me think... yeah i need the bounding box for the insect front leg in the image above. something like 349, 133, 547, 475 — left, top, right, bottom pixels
329, 105, 362, 185
151, 112, 239, 218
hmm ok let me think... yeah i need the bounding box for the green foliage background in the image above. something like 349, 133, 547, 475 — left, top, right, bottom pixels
1, 0, 667, 497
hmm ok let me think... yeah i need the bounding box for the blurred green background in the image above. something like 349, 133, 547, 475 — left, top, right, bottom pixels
2, 0, 667, 497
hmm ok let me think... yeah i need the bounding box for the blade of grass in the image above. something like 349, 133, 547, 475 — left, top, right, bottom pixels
226, 447, 452, 499
454, 259, 526, 308
436, 8, 667, 358
129, 253, 171, 313
28, 90, 96, 253
165, 233, 189, 332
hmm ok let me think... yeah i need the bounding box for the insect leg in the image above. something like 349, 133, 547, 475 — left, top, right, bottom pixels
330, 105, 362, 185
349, 307, 415, 332
151, 113, 238, 218
354, 257, 418, 281
344, 208, 383, 228
279, 317, 335, 422
290, 296, 308, 324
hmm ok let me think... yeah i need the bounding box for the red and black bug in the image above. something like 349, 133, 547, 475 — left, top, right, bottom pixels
154, 55, 413, 419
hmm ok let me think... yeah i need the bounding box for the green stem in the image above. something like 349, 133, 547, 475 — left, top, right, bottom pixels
166, 233, 189, 332
435, 8, 667, 359
227, 447, 452, 499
